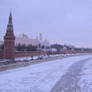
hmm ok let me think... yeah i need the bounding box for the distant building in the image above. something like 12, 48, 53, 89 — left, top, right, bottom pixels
15, 33, 50, 46
41, 38, 50, 47
15, 34, 40, 46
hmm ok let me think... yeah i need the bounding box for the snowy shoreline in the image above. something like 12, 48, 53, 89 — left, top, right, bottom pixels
0, 53, 88, 72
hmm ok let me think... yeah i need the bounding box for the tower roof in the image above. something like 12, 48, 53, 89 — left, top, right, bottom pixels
7, 12, 13, 31
9, 12, 12, 22
4, 12, 15, 39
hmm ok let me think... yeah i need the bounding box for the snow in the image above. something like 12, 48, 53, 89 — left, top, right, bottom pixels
79, 58, 92, 92
15, 57, 32, 61
12, 53, 86, 61
14, 54, 64, 61
0, 54, 92, 92
15, 56, 39, 61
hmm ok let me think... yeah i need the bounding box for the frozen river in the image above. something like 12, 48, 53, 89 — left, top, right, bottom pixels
0, 54, 92, 92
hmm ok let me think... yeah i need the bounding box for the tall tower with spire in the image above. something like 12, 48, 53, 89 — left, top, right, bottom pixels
3, 12, 15, 60
39, 32, 43, 44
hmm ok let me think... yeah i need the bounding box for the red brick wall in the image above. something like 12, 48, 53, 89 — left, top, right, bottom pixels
15, 51, 47, 58
0, 51, 4, 59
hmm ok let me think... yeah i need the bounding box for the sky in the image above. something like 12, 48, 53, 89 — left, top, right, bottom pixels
0, 0, 92, 48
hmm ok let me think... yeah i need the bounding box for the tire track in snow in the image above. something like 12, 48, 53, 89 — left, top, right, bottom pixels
50, 57, 92, 92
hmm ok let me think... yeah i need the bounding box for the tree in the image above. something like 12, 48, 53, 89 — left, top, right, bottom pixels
51, 44, 63, 51
15, 44, 37, 51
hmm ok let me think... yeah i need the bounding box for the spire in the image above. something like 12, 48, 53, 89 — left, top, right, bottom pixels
5, 12, 15, 37
9, 11, 12, 23
39, 32, 42, 41
7, 11, 13, 31
40, 32, 42, 35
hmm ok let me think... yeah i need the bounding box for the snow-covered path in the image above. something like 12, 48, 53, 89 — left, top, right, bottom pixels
50, 57, 92, 92
0, 54, 92, 92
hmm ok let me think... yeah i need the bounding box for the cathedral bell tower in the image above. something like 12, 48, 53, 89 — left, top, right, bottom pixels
3, 12, 15, 60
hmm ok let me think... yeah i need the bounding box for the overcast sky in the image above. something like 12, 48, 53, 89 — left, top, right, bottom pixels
0, 0, 92, 47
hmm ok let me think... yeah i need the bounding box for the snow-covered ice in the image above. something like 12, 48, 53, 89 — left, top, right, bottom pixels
0, 54, 92, 92
79, 58, 92, 92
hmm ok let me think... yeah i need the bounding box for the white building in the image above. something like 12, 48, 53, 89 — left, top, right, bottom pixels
15, 34, 40, 46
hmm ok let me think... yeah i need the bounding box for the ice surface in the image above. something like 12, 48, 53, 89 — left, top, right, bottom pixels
79, 58, 92, 92
0, 54, 92, 92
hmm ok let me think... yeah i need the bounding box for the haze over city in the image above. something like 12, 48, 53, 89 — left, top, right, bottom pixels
0, 0, 92, 47
1, 1, 92, 91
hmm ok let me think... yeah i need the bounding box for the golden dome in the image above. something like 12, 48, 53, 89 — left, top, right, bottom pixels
40, 32, 42, 35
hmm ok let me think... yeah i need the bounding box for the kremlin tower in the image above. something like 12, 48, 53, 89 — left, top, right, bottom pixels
3, 12, 15, 60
